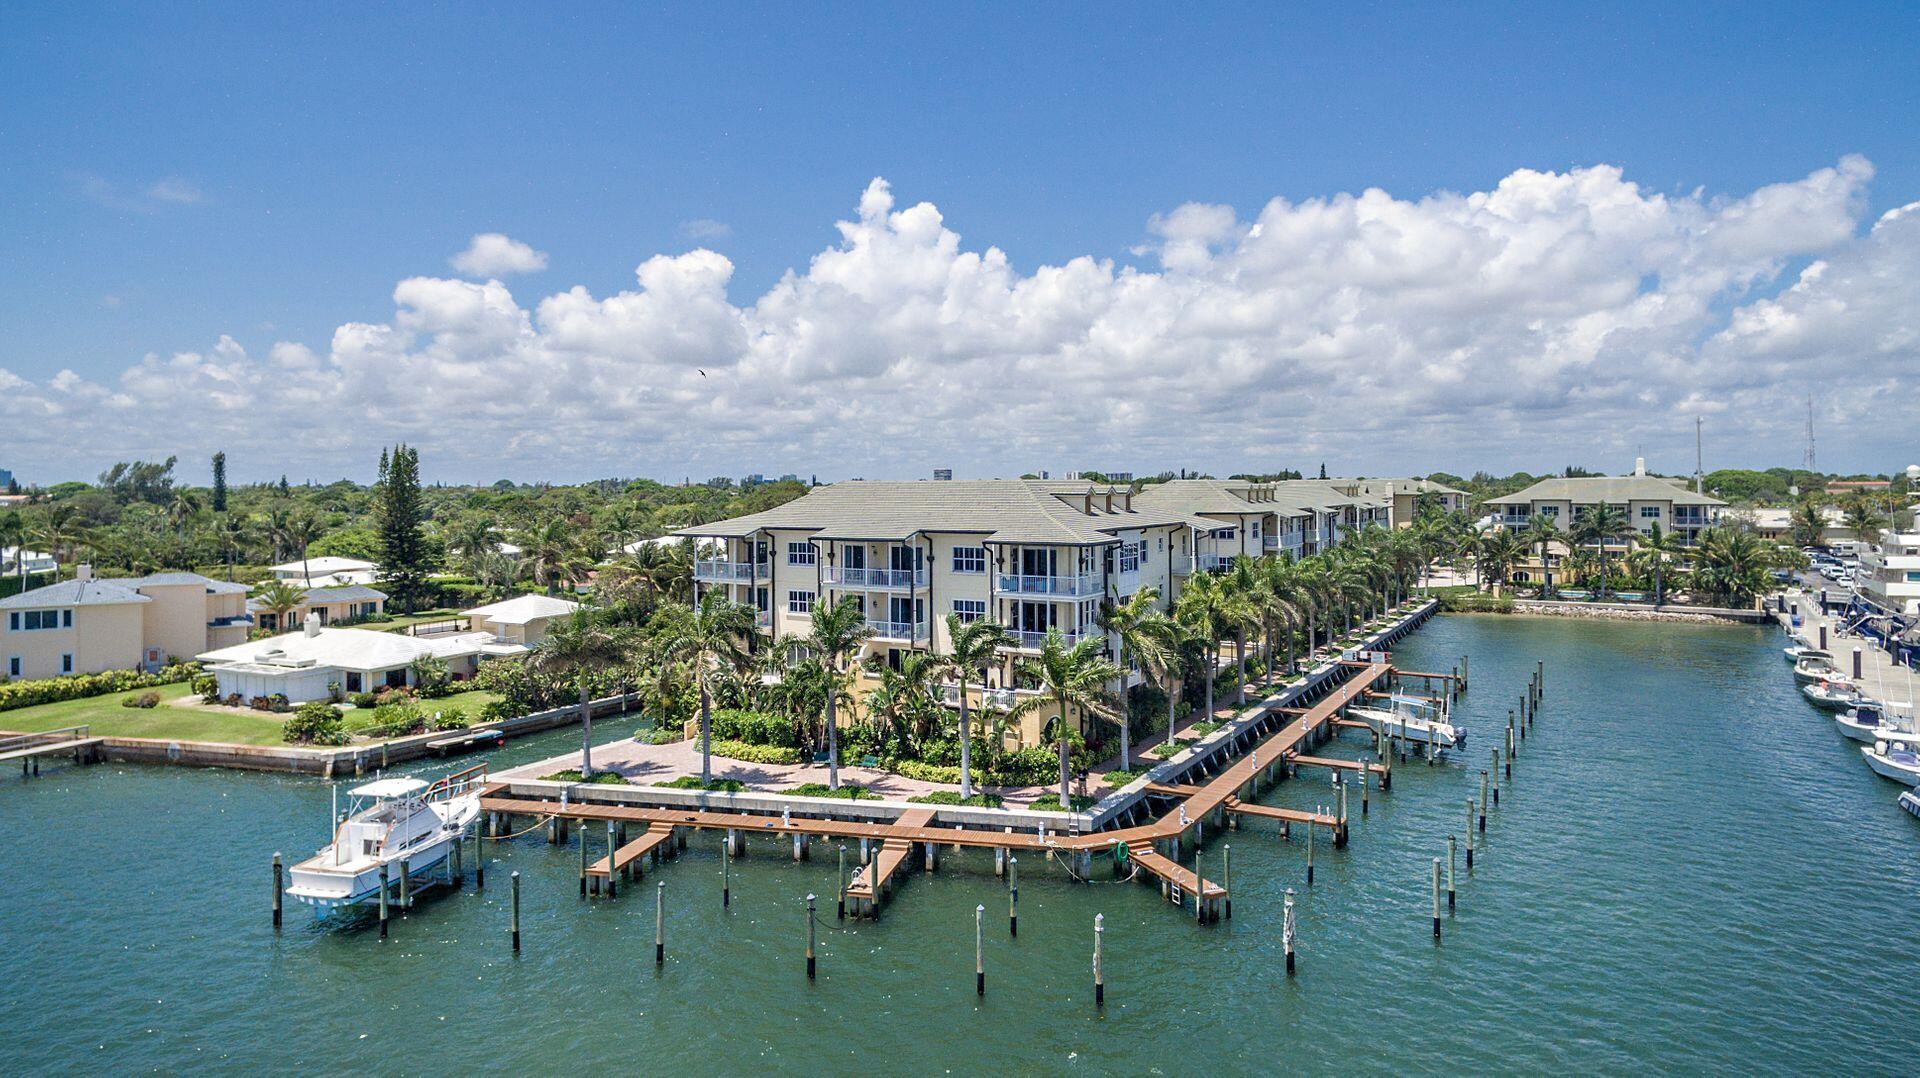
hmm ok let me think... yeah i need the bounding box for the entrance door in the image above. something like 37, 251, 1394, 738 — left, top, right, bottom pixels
842, 545, 866, 570
1020, 548, 1056, 578
1017, 601, 1054, 634
889, 545, 921, 572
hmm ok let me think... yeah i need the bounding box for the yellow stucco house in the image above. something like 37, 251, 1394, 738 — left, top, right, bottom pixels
2, 567, 252, 680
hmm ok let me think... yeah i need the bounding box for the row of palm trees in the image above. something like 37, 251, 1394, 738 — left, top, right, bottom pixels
1467, 511, 1794, 607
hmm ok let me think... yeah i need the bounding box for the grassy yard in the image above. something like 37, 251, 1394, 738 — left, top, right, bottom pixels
0, 684, 290, 745
1, 684, 503, 746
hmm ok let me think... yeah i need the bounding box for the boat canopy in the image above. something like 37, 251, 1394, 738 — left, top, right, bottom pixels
349, 777, 431, 799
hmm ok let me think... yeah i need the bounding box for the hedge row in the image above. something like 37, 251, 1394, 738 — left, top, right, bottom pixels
710, 739, 801, 765
0, 663, 197, 713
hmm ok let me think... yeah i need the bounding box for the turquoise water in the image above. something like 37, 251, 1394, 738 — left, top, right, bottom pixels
3, 615, 1917, 1074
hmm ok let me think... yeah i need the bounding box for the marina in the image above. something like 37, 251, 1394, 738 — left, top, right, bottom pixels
4, 611, 1917, 1071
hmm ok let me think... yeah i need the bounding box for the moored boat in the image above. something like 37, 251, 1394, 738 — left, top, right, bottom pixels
1804, 679, 1866, 711
1862, 737, 1920, 785
1899, 788, 1920, 820
1794, 654, 1843, 683
1348, 696, 1465, 751
286, 764, 487, 914
1784, 644, 1829, 664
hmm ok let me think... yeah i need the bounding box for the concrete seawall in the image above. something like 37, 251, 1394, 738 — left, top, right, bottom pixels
1507, 599, 1767, 624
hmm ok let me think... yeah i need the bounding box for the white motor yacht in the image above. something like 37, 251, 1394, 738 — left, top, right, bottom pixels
1835, 703, 1913, 744
1863, 736, 1920, 785
285, 764, 487, 913
1347, 695, 1465, 752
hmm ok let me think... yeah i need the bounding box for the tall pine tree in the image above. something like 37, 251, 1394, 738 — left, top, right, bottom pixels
373, 444, 433, 611
210, 452, 227, 512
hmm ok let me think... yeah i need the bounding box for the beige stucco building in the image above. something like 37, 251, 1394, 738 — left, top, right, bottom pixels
2, 568, 252, 680
1485, 465, 1726, 583
463, 594, 581, 647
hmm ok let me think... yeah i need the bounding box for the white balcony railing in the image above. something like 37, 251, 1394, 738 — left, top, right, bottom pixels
824, 567, 927, 589
755, 609, 773, 629
694, 559, 758, 583
1196, 553, 1233, 572
994, 572, 1102, 598
1263, 534, 1281, 550
940, 684, 1038, 710
1004, 626, 1095, 650
865, 618, 927, 641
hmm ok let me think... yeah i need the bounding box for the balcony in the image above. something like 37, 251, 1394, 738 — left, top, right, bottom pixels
755, 609, 772, 629
1263, 534, 1281, 551
865, 618, 927, 641
824, 567, 927, 590
940, 684, 1038, 710
1004, 626, 1095, 650
1196, 553, 1233, 572
995, 572, 1102, 598
694, 559, 758, 583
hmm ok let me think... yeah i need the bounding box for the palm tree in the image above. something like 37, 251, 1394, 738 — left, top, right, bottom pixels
31, 507, 88, 580
803, 596, 875, 790
282, 513, 325, 586
1788, 494, 1828, 548
1219, 557, 1263, 705
1254, 556, 1307, 676
1692, 528, 1776, 608
1173, 569, 1231, 727
863, 650, 943, 758
943, 614, 1012, 797
1474, 529, 1523, 593
447, 515, 501, 575
526, 610, 636, 778
1630, 522, 1686, 606
652, 593, 757, 783
215, 514, 254, 581
0, 510, 26, 590
1097, 589, 1175, 772
518, 518, 590, 594
1572, 503, 1633, 598
252, 579, 306, 633
1008, 630, 1121, 811
1840, 494, 1886, 549
1520, 514, 1561, 596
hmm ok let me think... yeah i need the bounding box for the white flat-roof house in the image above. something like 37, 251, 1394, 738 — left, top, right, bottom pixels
2, 567, 251, 680
462, 594, 580, 647
1, 547, 57, 578
197, 616, 521, 703
268, 556, 379, 588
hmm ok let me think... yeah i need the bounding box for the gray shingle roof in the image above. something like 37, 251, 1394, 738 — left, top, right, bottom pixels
676, 479, 1216, 546
0, 579, 150, 609
1484, 476, 1725, 507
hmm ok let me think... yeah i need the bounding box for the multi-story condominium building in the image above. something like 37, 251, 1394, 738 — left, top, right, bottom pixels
1857, 505, 1920, 616
679, 477, 1390, 747
678, 479, 1226, 745
1325, 478, 1469, 527
1485, 463, 1725, 583
1, 567, 252, 680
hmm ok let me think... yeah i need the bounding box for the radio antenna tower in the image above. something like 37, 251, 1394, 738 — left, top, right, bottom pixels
1803, 397, 1816, 473
1693, 417, 1705, 493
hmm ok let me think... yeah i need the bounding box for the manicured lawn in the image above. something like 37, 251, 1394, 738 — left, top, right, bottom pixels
0, 684, 290, 745
1, 685, 503, 746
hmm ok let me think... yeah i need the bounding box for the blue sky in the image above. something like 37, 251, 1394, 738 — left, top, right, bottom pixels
3, 4, 1916, 483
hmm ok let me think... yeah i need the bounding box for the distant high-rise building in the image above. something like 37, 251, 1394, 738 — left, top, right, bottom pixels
0, 467, 12, 489
742, 473, 766, 485
932, 469, 953, 481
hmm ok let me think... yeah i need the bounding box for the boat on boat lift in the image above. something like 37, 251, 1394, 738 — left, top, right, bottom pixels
1347, 694, 1465, 751
1804, 678, 1866, 711
285, 763, 487, 914
1863, 734, 1920, 785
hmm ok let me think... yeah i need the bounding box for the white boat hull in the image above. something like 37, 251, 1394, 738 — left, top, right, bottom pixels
1862, 745, 1920, 785
1803, 684, 1863, 711
1348, 706, 1465, 750
285, 779, 483, 913
1899, 789, 1920, 820
1835, 711, 1883, 743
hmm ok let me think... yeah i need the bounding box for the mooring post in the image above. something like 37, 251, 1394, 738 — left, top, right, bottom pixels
1306, 815, 1315, 886
1461, 653, 1468, 690
1479, 773, 1489, 832
474, 824, 485, 889
1431, 857, 1442, 939
378, 864, 391, 940
1446, 835, 1457, 911
975, 904, 986, 996
1193, 847, 1204, 923
1282, 889, 1297, 975
1008, 856, 1019, 937
509, 870, 521, 952
805, 893, 818, 980
723, 836, 732, 909
835, 844, 845, 919
1519, 694, 1528, 740
655, 881, 665, 966
1361, 757, 1370, 815
606, 822, 618, 899
1507, 716, 1516, 761
1094, 913, 1107, 1004
1224, 844, 1232, 920
1536, 659, 1543, 696
1491, 750, 1501, 805
1465, 800, 1476, 871
398, 857, 411, 909
579, 823, 589, 897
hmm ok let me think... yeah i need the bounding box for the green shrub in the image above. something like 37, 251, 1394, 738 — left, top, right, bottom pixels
283, 701, 348, 745
985, 745, 1058, 786
349, 691, 379, 710
541, 769, 631, 784
711, 739, 801, 764
709, 709, 797, 747
430, 706, 469, 731
655, 775, 746, 792
119, 690, 162, 709
190, 674, 220, 701
1027, 793, 1096, 812
1101, 766, 1154, 786
892, 758, 982, 785
1189, 720, 1223, 736
789, 783, 880, 800
908, 790, 1004, 807
1149, 739, 1192, 759
638, 727, 679, 745
0, 663, 196, 713
478, 699, 517, 723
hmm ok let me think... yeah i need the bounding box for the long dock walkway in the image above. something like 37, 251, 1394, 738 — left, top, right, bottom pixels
1, 726, 103, 774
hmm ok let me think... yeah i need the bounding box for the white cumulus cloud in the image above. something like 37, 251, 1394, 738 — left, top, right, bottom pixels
5, 159, 1914, 482
449, 233, 549, 277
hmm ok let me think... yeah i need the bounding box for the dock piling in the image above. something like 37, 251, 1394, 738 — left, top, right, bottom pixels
1306, 815, 1315, 886
1008, 857, 1019, 937
1491, 750, 1501, 804
1094, 913, 1106, 1004
1224, 844, 1232, 920
723, 836, 732, 909
378, 864, 390, 940
606, 822, 618, 899
1431, 857, 1442, 939
805, 893, 817, 980
271, 853, 283, 930
1478, 773, 1489, 832
836, 845, 845, 919
474, 824, 484, 889
1446, 836, 1457, 911
1361, 757, 1370, 815
655, 882, 665, 966
975, 904, 986, 996
398, 857, 411, 909
1282, 890, 1296, 975
509, 870, 521, 952
1465, 800, 1475, 871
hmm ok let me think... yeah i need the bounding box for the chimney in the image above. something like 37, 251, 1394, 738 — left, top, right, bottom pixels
1634, 457, 1646, 476
303, 611, 322, 638
76, 563, 93, 582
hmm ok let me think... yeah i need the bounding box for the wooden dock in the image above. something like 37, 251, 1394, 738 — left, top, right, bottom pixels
586, 822, 678, 882
1, 726, 103, 774
479, 657, 1404, 920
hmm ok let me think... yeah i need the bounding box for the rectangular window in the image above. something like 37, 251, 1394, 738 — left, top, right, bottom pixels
61, 653, 73, 674
787, 542, 816, 566
1542, 505, 1560, 517
346, 672, 362, 693
952, 546, 987, 574
1906, 571, 1920, 583
62, 609, 72, 627
6, 657, 18, 677
1118, 542, 1141, 574
6, 612, 16, 631
952, 599, 985, 623
1640, 506, 1661, 518
787, 589, 815, 615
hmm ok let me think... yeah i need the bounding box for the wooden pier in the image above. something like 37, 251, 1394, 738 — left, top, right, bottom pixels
1, 726, 103, 775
